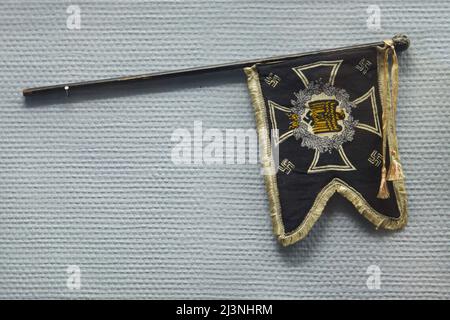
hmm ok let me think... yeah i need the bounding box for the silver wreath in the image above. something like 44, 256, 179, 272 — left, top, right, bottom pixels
290, 81, 358, 153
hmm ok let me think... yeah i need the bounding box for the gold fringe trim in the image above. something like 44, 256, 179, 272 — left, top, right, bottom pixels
244, 58, 408, 247
244, 66, 284, 236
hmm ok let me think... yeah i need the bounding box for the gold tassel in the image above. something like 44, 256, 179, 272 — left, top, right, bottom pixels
377, 167, 390, 199
387, 150, 404, 181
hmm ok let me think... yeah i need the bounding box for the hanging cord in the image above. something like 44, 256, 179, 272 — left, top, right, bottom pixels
377, 40, 404, 199
386, 43, 405, 182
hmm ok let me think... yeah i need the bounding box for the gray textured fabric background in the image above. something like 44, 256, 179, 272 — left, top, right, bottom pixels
0, 0, 449, 299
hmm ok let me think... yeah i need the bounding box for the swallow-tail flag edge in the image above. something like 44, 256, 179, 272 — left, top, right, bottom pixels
245, 39, 408, 246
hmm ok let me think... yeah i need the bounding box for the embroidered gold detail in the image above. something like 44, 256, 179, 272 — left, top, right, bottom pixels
288, 113, 300, 129
292, 60, 343, 87
308, 99, 345, 134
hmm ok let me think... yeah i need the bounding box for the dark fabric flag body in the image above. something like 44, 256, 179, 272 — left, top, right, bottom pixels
245, 40, 407, 246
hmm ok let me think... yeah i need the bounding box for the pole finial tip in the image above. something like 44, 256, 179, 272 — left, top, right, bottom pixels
392, 34, 410, 52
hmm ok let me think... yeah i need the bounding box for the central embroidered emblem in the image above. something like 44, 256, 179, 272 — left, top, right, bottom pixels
267, 59, 382, 173
289, 80, 358, 154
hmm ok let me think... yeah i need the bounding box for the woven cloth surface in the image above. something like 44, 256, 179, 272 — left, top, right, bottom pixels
0, 0, 449, 299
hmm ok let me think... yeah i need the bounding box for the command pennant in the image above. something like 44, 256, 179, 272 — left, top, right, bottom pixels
245, 40, 407, 246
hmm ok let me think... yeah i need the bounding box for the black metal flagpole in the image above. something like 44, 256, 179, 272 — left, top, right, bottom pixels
22, 34, 409, 97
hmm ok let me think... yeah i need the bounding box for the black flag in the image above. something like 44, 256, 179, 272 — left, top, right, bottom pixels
245, 40, 407, 246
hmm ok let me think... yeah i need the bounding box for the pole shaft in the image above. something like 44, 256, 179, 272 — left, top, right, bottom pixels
22, 35, 409, 97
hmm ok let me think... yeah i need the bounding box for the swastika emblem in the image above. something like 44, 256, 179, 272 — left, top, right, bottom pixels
279, 159, 295, 174
264, 73, 281, 88
356, 58, 373, 75
368, 150, 382, 167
